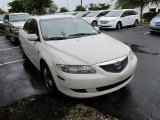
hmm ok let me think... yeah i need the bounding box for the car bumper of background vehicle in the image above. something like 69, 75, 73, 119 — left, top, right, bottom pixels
149, 26, 160, 32
98, 22, 117, 29
54, 55, 137, 98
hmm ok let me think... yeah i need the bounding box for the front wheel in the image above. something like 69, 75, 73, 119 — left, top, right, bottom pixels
134, 20, 139, 27
42, 64, 57, 93
116, 22, 122, 30
20, 45, 28, 60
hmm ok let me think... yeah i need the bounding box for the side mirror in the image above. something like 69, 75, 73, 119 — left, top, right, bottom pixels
27, 34, 38, 41
4, 19, 9, 23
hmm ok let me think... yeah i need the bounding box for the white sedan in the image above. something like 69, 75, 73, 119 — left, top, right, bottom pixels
19, 15, 137, 98
98, 9, 140, 30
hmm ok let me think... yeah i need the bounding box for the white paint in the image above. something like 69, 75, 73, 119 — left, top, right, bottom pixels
144, 32, 150, 35
0, 59, 25, 66
0, 46, 20, 51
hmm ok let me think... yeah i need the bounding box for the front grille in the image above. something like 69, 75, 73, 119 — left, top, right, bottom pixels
100, 20, 108, 24
100, 57, 128, 73
155, 22, 160, 26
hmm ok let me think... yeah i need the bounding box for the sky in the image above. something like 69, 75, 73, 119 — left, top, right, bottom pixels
0, 0, 116, 11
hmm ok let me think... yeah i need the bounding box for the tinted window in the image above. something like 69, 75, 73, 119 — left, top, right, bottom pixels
105, 11, 123, 17
86, 11, 100, 17
97, 11, 109, 17
23, 19, 39, 36
4, 15, 9, 21
121, 11, 129, 17
23, 19, 32, 32
30, 19, 39, 36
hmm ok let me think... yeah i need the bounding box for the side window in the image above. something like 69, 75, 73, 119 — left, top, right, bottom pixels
23, 19, 32, 33
4, 15, 9, 21
30, 19, 39, 36
97, 12, 104, 17
133, 11, 138, 15
121, 11, 129, 17
23, 19, 39, 36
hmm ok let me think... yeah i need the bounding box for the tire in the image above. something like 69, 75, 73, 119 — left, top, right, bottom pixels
150, 31, 156, 34
20, 44, 28, 59
134, 20, 138, 27
92, 21, 97, 27
10, 36, 17, 43
5, 35, 10, 39
41, 63, 57, 93
116, 22, 122, 30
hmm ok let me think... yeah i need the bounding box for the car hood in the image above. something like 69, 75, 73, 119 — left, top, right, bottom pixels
45, 34, 130, 65
152, 16, 160, 22
82, 17, 95, 21
10, 21, 26, 28
100, 17, 118, 21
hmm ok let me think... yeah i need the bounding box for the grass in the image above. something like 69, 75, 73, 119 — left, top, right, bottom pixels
139, 19, 150, 26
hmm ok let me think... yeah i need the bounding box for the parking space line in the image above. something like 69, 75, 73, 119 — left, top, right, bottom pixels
0, 46, 20, 51
0, 59, 25, 66
144, 32, 150, 35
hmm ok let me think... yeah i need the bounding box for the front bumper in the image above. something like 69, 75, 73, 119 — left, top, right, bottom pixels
98, 21, 117, 29
149, 26, 160, 32
54, 55, 137, 98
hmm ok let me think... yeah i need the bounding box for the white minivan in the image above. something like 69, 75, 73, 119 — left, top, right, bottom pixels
98, 9, 140, 30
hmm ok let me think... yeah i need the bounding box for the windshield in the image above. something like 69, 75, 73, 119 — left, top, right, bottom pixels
76, 12, 89, 17
10, 14, 30, 22
86, 11, 99, 17
105, 11, 123, 17
0, 15, 4, 21
40, 18, 98, 40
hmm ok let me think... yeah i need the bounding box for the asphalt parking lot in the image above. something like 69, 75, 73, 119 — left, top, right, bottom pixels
0, 26, 160, 120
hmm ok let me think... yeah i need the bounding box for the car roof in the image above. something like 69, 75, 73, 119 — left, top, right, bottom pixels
10, 13, 29, 15
31, 14, 76, 21
111, 9, 137, 12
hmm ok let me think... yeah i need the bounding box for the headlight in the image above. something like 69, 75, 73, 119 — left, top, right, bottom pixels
129, 50, 134, 60
150, 20, 155, 26
56, 64, 96, 74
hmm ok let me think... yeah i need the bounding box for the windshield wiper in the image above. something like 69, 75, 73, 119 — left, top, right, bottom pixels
69, 33, 97, 37
45, 37, 67, 41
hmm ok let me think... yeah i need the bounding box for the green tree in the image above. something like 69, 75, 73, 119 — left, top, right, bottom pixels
89, 3, 110, 10
75, 5, 86, 11
59, 7, 68, 13
98, 3, 111, 10
115, 0, 160, 22
8, 0, 54, 15
89, 3, 100, 10
8, 0, 25, 13
0, 8, 5, 14
49, 3, 58, 13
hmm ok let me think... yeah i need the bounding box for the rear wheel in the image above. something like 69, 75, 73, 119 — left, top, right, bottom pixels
92, 21, 97, 27
10, 36, 17, 43
150, 31, 156, 34
116, 22, 122, 30
42, 64, 57, 93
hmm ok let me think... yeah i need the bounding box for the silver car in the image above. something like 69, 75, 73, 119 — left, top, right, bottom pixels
3, 13, 30, 43
149, 13, 160, 34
